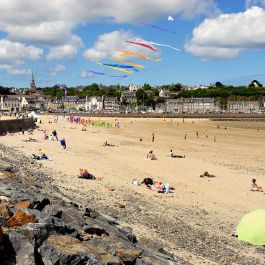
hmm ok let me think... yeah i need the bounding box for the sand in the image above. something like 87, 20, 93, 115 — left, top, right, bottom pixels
1, 116, 265, 263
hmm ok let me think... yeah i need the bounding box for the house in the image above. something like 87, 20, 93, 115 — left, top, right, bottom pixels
0, 95, 22, 111
20, 96, 37, 110
63, 96, 79, 110
227, 101, 260, 113
155, 103, 166, 113
128, 84, 142, 92
85, 96, 103, 112
120, 91, 137, 104
103, 97, 120, 112
159, 89, 171, 98
166, 98, 218, 113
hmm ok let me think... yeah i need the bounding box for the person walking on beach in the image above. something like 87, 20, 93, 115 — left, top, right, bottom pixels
184, 134, 187, 141
214, 136, 216, 142
60, 138, 66, 149
205, 130, 208, 139
52, 130, 58, 141
196, 131, 199, 138
152, 132, 155, 142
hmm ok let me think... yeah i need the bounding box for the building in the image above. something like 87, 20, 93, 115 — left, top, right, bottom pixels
159, 89, 171, 98
128, 84, 142, 92
120, 91, 137, 104
103, 97, 120, 112
29, 72, 37, 97
63, 96, 79, 110
85, 96, 103, 112
166, 97, 219, 113
227, 101, 260, 113
0, 95, 22, 111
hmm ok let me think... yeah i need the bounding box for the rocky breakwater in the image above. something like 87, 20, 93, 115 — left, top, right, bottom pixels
0, 160, 177, 264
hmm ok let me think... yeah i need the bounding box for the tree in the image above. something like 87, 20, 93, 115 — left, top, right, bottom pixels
215, 81, 224, 87
249, 80, 263, 88
143, 83, 152, 90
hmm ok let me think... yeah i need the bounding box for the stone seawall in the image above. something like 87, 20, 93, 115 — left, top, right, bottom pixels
0, 118, 36, 134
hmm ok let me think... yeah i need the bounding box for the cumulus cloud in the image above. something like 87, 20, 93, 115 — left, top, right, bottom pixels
0, 39, 43, 64
80, 70, 93, 78
0, 64, 31, 75
83, 30, 161, 62
49, 64, 66, 76
185, 6, 265, 59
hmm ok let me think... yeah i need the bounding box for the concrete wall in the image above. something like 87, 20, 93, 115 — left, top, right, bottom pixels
0, 118, 36, 135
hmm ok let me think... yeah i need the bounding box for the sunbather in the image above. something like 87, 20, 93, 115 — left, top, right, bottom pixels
32, 153, 49, 160
147, 151, 157, 160
250, 178, 263, 192
200, 171, 216, 178
103, 141, 115, 147
78, 169, 102, 180
170, 150, 185, 158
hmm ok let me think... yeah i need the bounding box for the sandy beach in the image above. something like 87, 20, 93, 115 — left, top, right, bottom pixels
1, 116, 265, 264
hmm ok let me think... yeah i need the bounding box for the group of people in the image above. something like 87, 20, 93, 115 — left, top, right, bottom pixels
146, 150, 185, 160
141, 177, 172, 194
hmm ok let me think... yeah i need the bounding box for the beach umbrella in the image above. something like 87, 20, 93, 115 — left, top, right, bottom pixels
236, 209, 265, 245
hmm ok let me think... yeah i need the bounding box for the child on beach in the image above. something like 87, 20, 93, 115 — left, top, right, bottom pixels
250, 178, 263, 192
60, 138, 66, 149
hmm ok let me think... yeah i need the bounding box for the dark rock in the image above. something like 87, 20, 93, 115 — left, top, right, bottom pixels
83, 224, 109, 237
0, 217, 9, 227
8, 210, 36, 228
33, 196, 50, 211
42, 204, 62, 218
84, 208, 99, 219
0, 226, 4, 254
118, 227, 137, 243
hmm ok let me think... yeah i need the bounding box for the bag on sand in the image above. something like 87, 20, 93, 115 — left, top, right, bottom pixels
132, 179, 140, 186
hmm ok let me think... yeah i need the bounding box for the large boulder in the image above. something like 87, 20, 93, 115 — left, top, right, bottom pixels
8, 210, 36, 228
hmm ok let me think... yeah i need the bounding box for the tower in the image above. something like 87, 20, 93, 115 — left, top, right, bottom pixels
30, 72, 36, 97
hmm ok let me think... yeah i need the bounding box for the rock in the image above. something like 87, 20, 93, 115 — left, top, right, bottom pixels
116, 203, 126, 209
119, 227, 137, 243
8, 210, 36, 228
0, 217, 9, 227
42, 204, 63, 218
99, 214, 118, 225
0, 204, 13, 220
83, 224, 109, 237
8, 231, 36, 265
0, 226, 4, 254
115, 248, 143, 263
0, 195, 11, 204
84, 208, 99, 219
15, 200, 34, 209
33, 196, 50, 211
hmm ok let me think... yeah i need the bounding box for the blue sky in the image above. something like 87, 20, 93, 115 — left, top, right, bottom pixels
0, 0, 265, 88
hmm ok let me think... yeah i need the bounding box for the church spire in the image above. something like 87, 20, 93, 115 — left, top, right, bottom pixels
30, 72, 36, 96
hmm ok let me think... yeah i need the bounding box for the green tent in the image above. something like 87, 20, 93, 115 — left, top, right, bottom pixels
236, 209, 265, 245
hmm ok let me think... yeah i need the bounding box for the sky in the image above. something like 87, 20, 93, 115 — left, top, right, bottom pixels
1, 0, 265, 88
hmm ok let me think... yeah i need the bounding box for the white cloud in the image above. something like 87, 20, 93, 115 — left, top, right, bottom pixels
185, 6, 265, 59
80, 70, 93, 78
0, 39, 43, 64
83, 30, 161, 62
49, 64, 66, 76
0, 64, 31, 75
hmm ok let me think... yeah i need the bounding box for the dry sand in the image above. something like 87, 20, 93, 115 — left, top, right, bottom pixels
1, 116, 265, 264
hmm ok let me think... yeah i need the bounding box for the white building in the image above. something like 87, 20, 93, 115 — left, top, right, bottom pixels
129, 84, 142, 92
159, 89, 171, 98
85, 96, 103, 112
103, 97, 120, 112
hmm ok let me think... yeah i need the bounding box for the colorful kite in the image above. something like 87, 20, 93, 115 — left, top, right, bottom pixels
97, 62, 133, 74
115, 49, 161, 62
110, 58, 145, 69
101, 63, 139, 72
56, 84, 67, 97
144, 41, 180, 52
140, 22, 177, 35
125, 40, 157, 51
87, 70, 127, 78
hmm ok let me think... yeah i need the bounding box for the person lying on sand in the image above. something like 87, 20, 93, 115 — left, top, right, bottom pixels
141, 177, 154, 188
141, 178, 172, 194
23, 137, 38, 142
170, 150, 185, 158
147, 151, 158, 160
31, 153, 49, 160
103, 141, 115, 147
200, 171, 216, 178
250, 178, 263, 192
78, 169, 102, 180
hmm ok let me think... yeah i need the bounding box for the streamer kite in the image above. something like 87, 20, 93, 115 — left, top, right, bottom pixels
140, 22, 177, 35
87, 70, 127, 78
97, 63, 133, 74
144, 41, 180, 52
101, 63, 139, 72
115, 49, 161, 62
126, 40, 157, 51
110, 58, 145, 68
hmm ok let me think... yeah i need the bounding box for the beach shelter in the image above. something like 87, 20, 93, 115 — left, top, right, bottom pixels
236, 209, 265, 245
